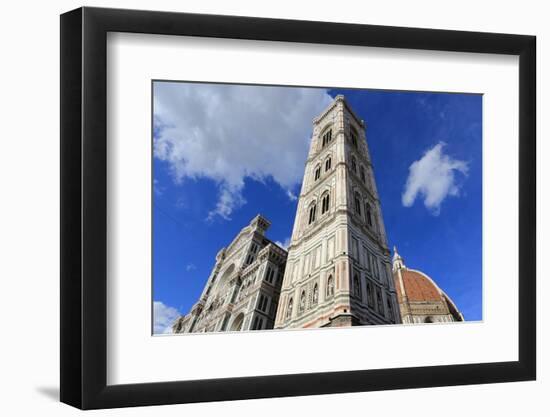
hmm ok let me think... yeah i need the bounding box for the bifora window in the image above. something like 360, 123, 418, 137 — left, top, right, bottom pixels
321, 192, 330, 214
321, 128, 332, 147
325, 157, 332, 171
314, 165, 321, 181
308, 203, 317, 224
258, 294, 269, 312
265, 267, 275, 283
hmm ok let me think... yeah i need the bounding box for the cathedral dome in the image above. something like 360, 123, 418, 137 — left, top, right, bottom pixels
396, 270, 443, 303
392, 247, 464, 323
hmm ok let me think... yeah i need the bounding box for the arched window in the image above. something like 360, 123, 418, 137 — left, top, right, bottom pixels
299, 290, 306, 313
314, 165, 321, 181
424, 316, 434, 323
308, 204, 317, 224
350, 126, 358, 147
360, 166, 366, 182
353, 274, 361, 298
351, 156, 357, 173
312, 283, 319, 305
326, 275, 335, 297
354, 192, 362, 216
321, 193, 330, 214
325, 157, 332, 171
367, 282, 374, 308
230, 313, 245, 332
321, 128, 332, 147
286, 298, 293, 320
365, 202, 373, 227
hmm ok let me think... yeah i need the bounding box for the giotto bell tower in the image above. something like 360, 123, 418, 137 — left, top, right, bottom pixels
274, 95, 400, 328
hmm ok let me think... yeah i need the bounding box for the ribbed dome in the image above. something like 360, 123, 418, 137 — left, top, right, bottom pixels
394, 269, 442, 303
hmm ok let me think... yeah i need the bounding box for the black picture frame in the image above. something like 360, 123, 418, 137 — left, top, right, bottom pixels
60, 6, 536, 410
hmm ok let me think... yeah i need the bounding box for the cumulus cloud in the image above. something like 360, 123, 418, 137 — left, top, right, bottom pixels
154, 82, 332, 220
402, 142, 468, 215
153, 301, 181, 334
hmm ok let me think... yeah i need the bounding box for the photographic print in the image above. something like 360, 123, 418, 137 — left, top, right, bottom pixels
152, 81, 482, 335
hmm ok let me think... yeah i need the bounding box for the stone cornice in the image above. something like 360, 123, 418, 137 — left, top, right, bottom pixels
312, 95, 364, 128
312, 98, 339, 125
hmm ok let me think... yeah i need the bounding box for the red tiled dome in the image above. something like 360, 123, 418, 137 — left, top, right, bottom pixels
394, 269, 442, 302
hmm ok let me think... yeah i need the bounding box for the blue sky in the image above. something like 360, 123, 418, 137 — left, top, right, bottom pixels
152, 82, 482, 333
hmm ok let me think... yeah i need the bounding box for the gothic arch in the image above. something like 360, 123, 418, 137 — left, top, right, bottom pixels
320, 123, 333, 135
220, 263, 235, 283
320, 124, 333, 148
229, 312, 245, 331
320, 189, 331, 215
216, 263, 236, 294
313, 163, 321, 181
317, 184, 331, 196
324, 153, 333, 171
307, 199, 318, 225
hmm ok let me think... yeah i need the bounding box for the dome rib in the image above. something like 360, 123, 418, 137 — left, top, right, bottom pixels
397, 269, 443, 302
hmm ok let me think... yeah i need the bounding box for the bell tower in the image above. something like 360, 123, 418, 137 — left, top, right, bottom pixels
274, 95, 400, 328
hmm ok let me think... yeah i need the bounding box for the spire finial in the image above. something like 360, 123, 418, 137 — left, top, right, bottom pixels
392, 246, 405, 271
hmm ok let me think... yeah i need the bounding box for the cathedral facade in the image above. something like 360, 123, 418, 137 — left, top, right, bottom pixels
172, 215, 287, 333
172, 95, 463, 334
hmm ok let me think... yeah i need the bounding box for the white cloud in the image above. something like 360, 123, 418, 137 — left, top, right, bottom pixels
153, 301, 181, 334
154, 82, 332, 220
286, 189, 298, 201
153, 179, 164, 196
207, 181, 246, 221
185, 263, 196, 271
402, 142, 468, 215
275, 237, 291, 250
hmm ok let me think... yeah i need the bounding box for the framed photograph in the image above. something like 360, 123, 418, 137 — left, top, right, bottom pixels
60, 6, 536, 409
